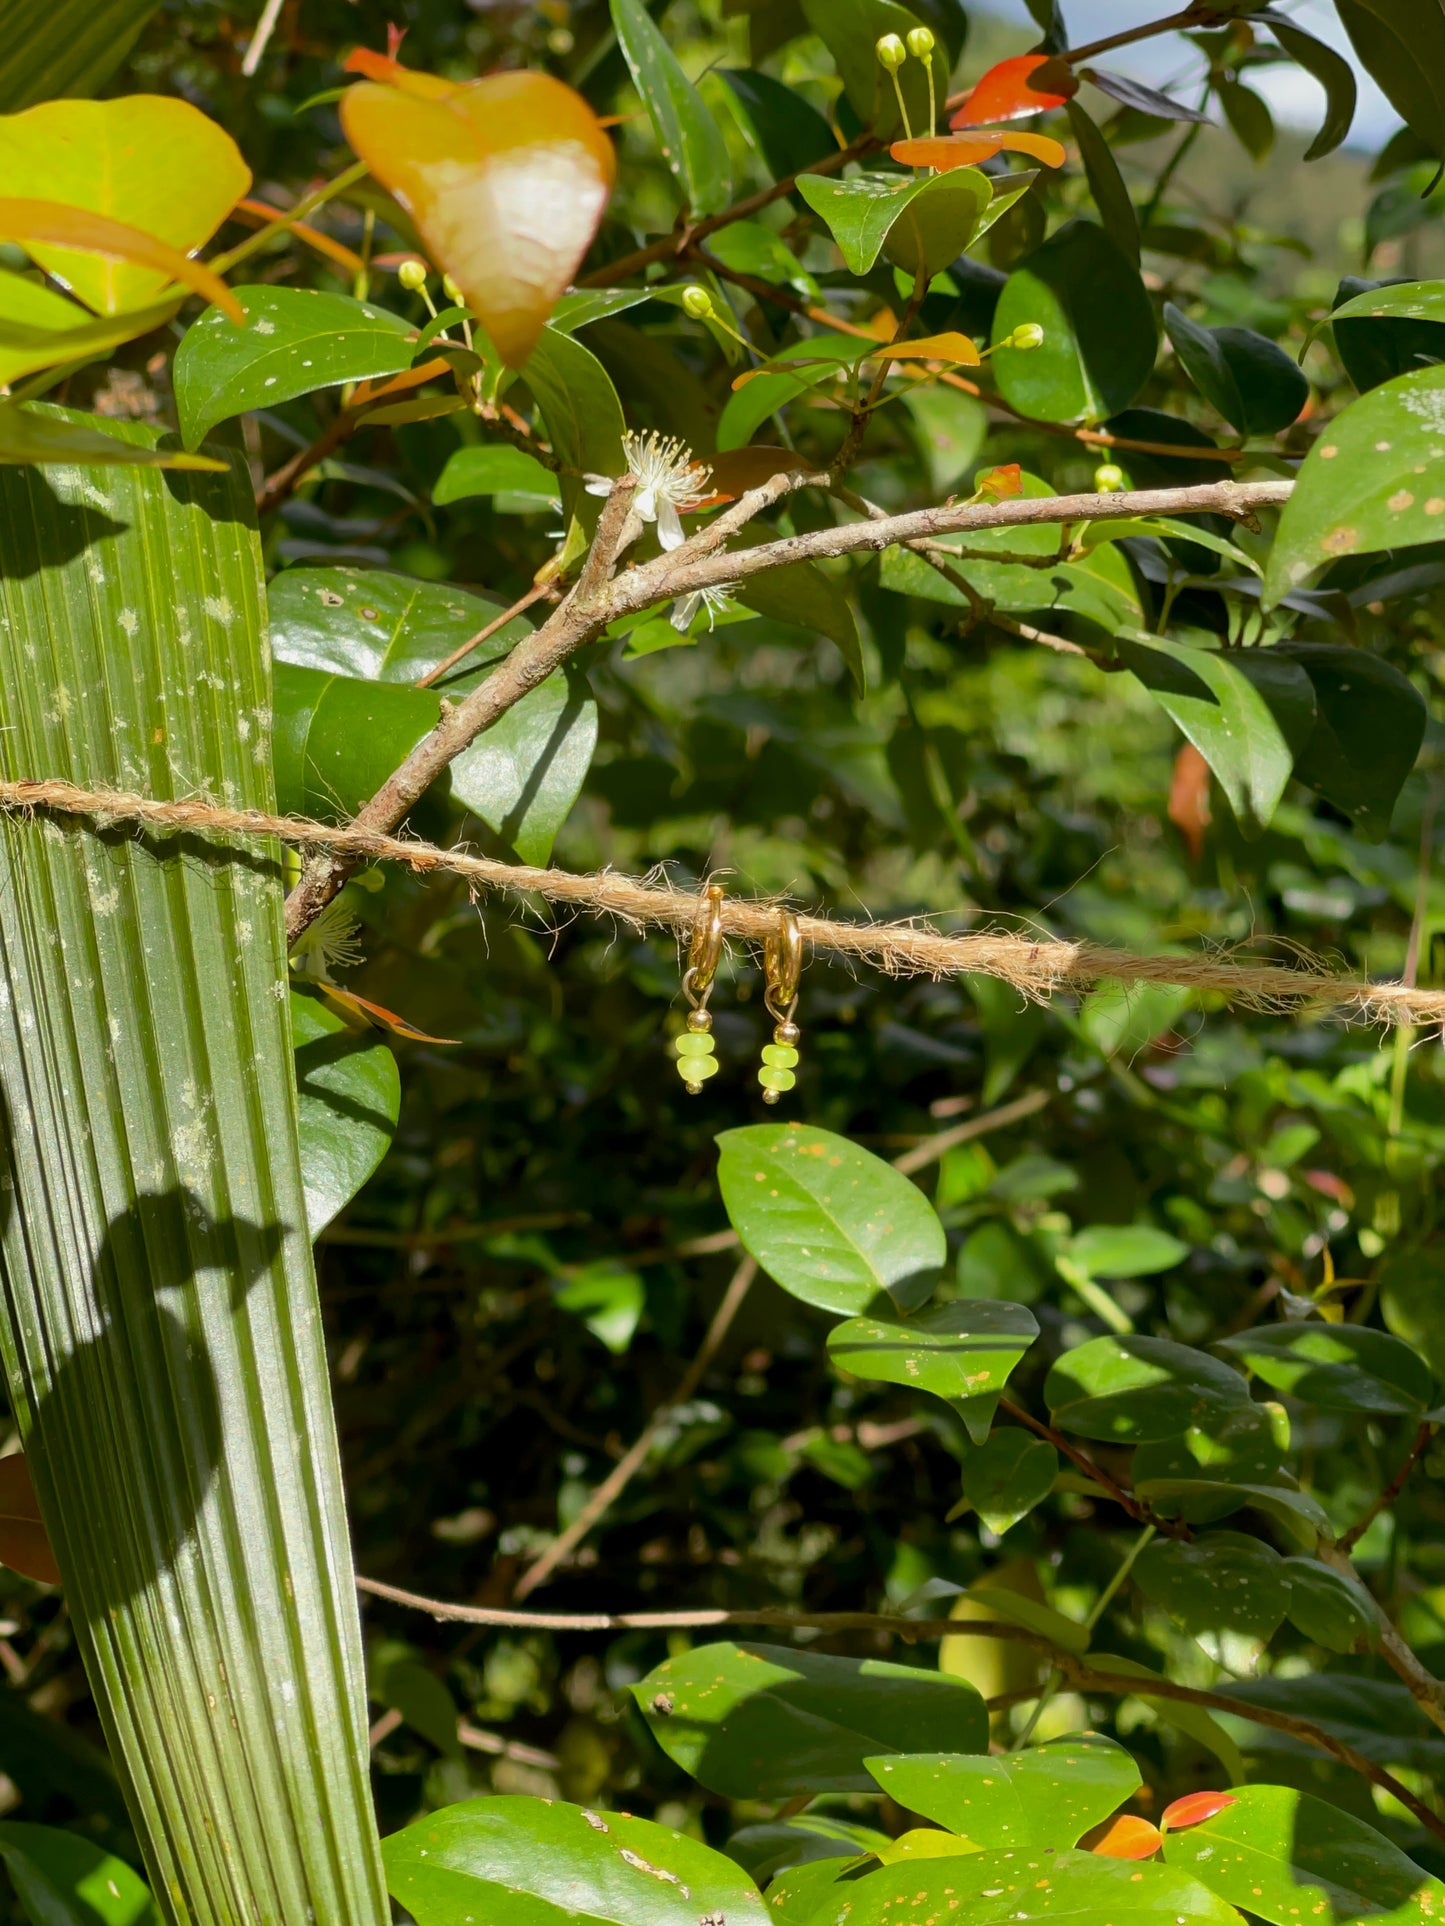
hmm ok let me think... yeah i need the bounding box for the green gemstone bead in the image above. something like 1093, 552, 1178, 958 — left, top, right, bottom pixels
757, 1066, 796, 1093
677, 1051, 719, 1083
761, 1044, 800, 1069
675, 1031, 716, 1057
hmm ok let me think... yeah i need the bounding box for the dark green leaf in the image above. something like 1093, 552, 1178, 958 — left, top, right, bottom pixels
173, 288, 415, 450
291, 989, 399, 1240
1332, 277, 1445, 392
432, 444, 559, 508
1225, 1673, 1444, 1774
633, 1643, 986, 1798
1046, 1334, 1252, 1442
1163, 303, 1308, 435
867, 1737, 1140, 1848
991, 221, 1159, 424
727, 1816, 890, 1886
611, 0, 733, 217
1217, 77, 1275, 160
1133, 1403, 1289, 1521
1162, 1784, 1444, 1926
1336, 0, 1445, 162
521, 325, 628, 494
717, 335, 861, 450
1066, 100, 1140, 265
370, 1642, 461, 1759
955, 1430, 1057, 1534
1279, 642, 1425, 838
1135, 1531, 1291, 1650
0, 1822, 159, 1926
272, 663, 442, 821
0, 402, 226, 471
827, 1300, 1039, 1441
799, 0, 947, 137
722, 70, 836, 182
268, 565, 536, 688
1216, 1322, 1433, 1414
804, 1849, 1241, 1926
1282, 1557, 1376, 1653
736, 561, 865, 693
0, 0, 160, 111
797, 170, 992, 280
449, 666, 598, 864
1131, 1478, 1328, 1546
1381, 1248, 1445, 1379
716, 1124, 946, 1315
383, 1795, 769, 1926
1082, 68, 1211, 122
1251, 10, 1357, 159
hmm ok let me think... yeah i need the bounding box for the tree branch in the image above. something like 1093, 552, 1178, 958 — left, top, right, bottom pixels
1337, 1420, 1435, 1554
1319, 1541, 1445, 1739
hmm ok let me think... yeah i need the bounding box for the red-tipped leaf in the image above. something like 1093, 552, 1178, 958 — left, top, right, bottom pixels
1162, 1791, 1239, 1833
952, 53, 1076, 128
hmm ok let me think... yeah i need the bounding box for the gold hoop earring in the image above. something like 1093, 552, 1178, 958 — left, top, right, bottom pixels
675, 883, 724, 1094
759, 908, 801, 1104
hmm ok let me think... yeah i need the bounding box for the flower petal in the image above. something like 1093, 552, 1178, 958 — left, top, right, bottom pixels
657, 499, 686, 549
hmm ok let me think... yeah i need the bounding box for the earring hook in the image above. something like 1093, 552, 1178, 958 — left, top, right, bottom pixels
683, 883, 725, 1009
763, 908, 801, 1025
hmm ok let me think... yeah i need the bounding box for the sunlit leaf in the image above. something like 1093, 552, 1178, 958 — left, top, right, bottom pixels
0, 1821, 160, 1925
863, 330, 982, 366
611, 0, 732, 217
291, 989, 400, 1239
890, 132, 1066, 170
0, 402, 226, 471
828, 1301, 1038, 1441
1086, 1816, 1163, 1860
869, 1738, 1140, 1849
0, 198, 242, 324
1160, 1793, 1238, 1834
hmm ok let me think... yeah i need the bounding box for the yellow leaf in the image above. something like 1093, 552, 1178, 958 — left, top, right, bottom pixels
0, 199, 243, 324
864, 330, 982, 367
0, 96, 249, 315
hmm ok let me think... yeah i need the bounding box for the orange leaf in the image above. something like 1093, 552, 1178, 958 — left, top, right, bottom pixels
233, 198, 365, 275
1084, 1816, 1163, 1861
952, 53, 1077, 128
892, 131, 1067, 170
1167, 742, 1212, 864
976, 463, 1024, 499
342, 47, 459, 98
318, 983, 460, 1046
0, 1454, 60, 1587
1161, 1791, 1238, 1833
0, 199, 243, 324
864, 330, 982, 367
339, 56, 615, 368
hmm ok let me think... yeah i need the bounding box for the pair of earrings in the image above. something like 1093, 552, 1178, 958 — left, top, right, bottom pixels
674, 885, 802, 1104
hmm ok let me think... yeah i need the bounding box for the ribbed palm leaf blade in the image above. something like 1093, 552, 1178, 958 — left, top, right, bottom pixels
0, 423, 387, 1925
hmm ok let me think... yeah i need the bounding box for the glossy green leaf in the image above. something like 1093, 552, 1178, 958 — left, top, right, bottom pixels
765, 1856, 862, 1922
991, 222, 1158, 424
291, 989, 399, 1240
867, 1737, 1140, 1848
633, 1642, 986, 1798
384, 1794, 769, 1926
1332, 276, 1445, 394
268, 564, 536, 685
1133, 1479, 1328, 1547
735, 560, 865, 693
0, 419, 387, 1921
1083, 1653, 1245, 1784
955, 1430, 1057, 1534
716, 1123, 946, 1315
1252, 10, 1357, 159
717, 335, 861, 451
805, 1848, 1241, 1926
0, 0, 161, 111
522, 323, 628, 493
799, 0, 947, 138
1046, 1334, 1251, 1442
1066, 1225, 1189, 1280
1266, 365, 1445, 600
611, 0, 732, 218
1281, 642, 1425, 839
0, 401, 225, 471
1113, 634, 1315, 837
827, 1300, 1039, 1441
797, 169, 992, 281
1336, 0, 1445, 162
1282, 1557, 1376, 1653
722, 69, 835, 182
1163, 304, 1308, 436
1132, 1404, 1288, 1521
728, 1816, 890, 1886
0, 1822, 159, 1926
1162, 1784, 1444, 1926
432, 443, 560, 508
554, 1263, 645, 1355
1135, 1531, 1291, 1651
1216, 1321, 1433, 1415
1066, 100, 1139, 265
175, 287, 415, 450
273, 662, 442, 821
0, 270, 186, 389
449, 667, 598, 862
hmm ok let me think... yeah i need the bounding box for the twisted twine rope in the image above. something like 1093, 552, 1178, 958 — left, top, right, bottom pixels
3, 776, 1441, 1029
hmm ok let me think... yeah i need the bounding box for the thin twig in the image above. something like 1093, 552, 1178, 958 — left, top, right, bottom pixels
241, 0, 285, 75
414, 583, 558, 690
1318, 1541, 1445, 1738
999, 1398, 1176, 1534
1338, 1421, 1436, 1554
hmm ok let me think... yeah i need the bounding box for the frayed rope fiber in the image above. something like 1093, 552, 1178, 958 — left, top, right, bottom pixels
3, 776, 1442, 1029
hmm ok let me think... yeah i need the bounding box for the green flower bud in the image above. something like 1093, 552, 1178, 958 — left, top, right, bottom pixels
876, 32, 907, 71
681, 285, 714, 320
1008, 322, 1045, 351
442, 272, 464, 305
397, 259, 428, 292
906, 26, 935, 59
1094, 462, 1126, 493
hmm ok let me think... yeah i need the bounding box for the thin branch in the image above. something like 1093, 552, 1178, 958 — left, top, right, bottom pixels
1338, 1420, 1435, 1554
414, 582, 560, 690
241, 0, 285, 76
999, 1398, 1179, 1535
892, 1089, 1050, 1175
1319, 1542, 1445, 1738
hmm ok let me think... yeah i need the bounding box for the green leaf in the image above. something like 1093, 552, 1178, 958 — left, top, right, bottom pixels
0, 0, 161, 110
900, 383, 990, 494
716, 1123, 946, 1315
554, 1263, 646, 1355
291, 989, 399, 1240
610, 0, 732, 217
1135, 1531, 1291, 1653
1065, 1225, 1189, 1280
1046, 1334, 1252, 1442
1217, 77, 1274, 161
0, 273, 187, 390
1252, 10, 1357, 159
384, 1794, 769, 1926
0, 401, 226, 471
735, 560, 865, 694
1113, 634, 1315, 837
827, 1301, 1039, 1441
799, 0, 947, 137
1082, 1653, 1245, 1783
797, 170, 992, 281
521, 324, 628, 517
0, 1822, 159, 1926
1330, 277, 1445, 394
273, 662, 443, 821
1163, 304, 1308, 436
764, 1856, 862, 1921
1216, 1322, 1433, 1415
1132, 1479, 1328, 1547
1282, 1557, 1376, 1653
964, 1585, 1091, 1655
954, 1430, 1057, 1533
1381, 1248, 1445, 1379
0, 419, 387, 1920
370, 1642, 461, 1759
449, 667, 598, 864
1065, 100, 1139, 265
1133, 1404, 1289, 1522
1335, 0, 1445, 162
1279, 642, 1425, 839
633, 1642, 986, 1798
722, 69, 836, 183
717, 335, 861, 451
174, 287, 416, 450
1078, 979, 1191, 1059
990, 221, 1158, 424
1265, 365, 1445, 600
727, 1816, 890, 1887
867, 1736, 1141, 1848
1163, 1784, 1445, 1926
268, 564, 537, 686
432, 444, 560, 508
802, 1848, 1242, 1926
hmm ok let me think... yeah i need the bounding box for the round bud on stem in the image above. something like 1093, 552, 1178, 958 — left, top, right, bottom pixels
442, 273, 463, 306
682, 285, 715, 320
876, 32, 907, 71
906, 26, 935, 59
397, 259, 428, 292
1008, 322, 1046, 351
1094, 462, 1126, 493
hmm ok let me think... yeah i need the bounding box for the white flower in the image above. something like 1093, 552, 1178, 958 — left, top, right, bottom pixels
671, 583, 736, 632
588, 431, 712, 550
290, 899, 364, 985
